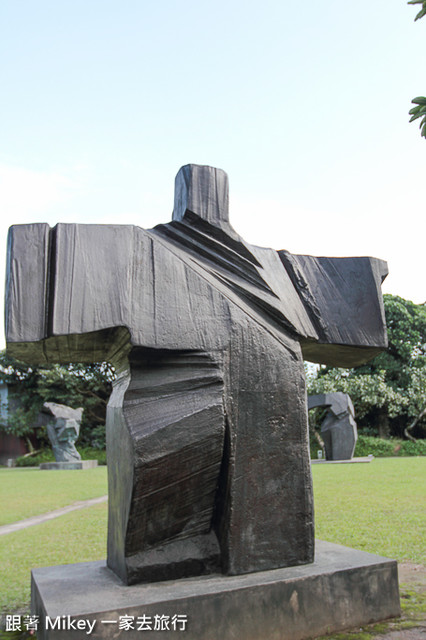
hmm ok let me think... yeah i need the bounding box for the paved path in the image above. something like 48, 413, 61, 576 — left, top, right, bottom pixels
0, 495, 108, 536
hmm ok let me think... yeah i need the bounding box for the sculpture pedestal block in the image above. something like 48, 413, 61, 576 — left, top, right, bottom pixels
39, 461, 98, 470
31, 540, 400, 640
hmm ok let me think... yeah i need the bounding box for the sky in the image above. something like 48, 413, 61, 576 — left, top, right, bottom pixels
0, 0, 424, 349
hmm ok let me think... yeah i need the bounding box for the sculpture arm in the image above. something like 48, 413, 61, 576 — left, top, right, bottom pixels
5, 223, 138, 364
279, 251, 388, 367
5, 221, 231, 365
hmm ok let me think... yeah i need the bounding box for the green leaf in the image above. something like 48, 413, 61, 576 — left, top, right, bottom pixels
409, 99, 426, 135
409, 106, 426, 122
408, 0, 426, 20
414, 6, 426, 20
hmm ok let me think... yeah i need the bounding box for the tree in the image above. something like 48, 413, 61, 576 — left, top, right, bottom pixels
409, 97, 426, 139
408, 1, 426, 138
409, 0, 426, 21
308, 295, 426, 439
0, 352, 115, 449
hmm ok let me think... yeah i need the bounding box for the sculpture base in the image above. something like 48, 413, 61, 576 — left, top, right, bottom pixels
31, 540, 400, 640
311, 456, 374, 464
39, 460, 98, 470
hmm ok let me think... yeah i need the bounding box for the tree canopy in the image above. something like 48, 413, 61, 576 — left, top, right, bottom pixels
408, 1, 426, 138
0, 353, 115, 449
308, 295, 426, 439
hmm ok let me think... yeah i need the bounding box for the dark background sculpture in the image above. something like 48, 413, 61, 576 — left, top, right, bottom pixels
5, 164, 388, 585
43, 402, 83, 463
308, 392, 358, 460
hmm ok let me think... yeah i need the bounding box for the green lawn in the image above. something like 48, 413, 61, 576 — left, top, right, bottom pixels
0, 503, 107, 615
0, 457, 424, 620
0, 467, 107, 525
312, 457, 426, 564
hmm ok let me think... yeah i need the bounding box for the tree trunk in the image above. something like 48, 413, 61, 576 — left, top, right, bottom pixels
308, 417, 325, 450
377, 409, 390, 438
404, 406, 426, 442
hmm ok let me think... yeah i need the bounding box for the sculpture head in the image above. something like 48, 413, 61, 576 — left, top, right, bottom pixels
172, 164, 239, 239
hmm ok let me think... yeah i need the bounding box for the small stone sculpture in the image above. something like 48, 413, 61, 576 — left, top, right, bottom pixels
308, 392, 358, 460
5, 164, 388, 585
43, 402, 83, 462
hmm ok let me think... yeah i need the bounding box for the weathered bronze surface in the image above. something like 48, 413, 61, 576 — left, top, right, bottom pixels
43, 402, 83, 462
309, 393, 358, 460
5, 164, 388, 584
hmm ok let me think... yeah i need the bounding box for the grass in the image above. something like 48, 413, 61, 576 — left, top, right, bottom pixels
314, 584, 426, 640
310, 456, 426, 638
0, 457, 424, 634
0, 503, 107, 616
312, 457, 426, 564
0, 467, 107, 525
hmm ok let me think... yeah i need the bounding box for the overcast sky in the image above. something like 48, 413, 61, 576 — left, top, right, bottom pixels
0, 0, 424, 348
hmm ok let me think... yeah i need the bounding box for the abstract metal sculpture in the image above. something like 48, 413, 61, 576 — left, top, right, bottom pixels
5, 164, 388, 585
43, 402, 83, 462
308, 393, 358, 460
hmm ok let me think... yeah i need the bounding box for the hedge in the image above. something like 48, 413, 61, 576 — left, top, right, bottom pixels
310, 434, 426, 459
14, 447, 107, 467
354, 435, 426, 457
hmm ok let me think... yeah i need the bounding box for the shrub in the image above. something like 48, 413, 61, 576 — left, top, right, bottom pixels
399, 439, 426, 456
78, 447, 107, 465
354, 435, 396, 457
15, 449, 55, 467
354, 435, 426, 458
15, 447, 107, 467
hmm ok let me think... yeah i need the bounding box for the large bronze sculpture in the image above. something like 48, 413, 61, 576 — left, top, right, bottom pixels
5, 164, 388, 587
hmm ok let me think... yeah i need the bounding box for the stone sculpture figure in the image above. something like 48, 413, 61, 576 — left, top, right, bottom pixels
43, 402, 84, 462
308, 393, 358, 460
5, 164, 388, 585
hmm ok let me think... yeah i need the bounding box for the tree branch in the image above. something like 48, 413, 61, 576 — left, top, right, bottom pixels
404, 406, 426, 442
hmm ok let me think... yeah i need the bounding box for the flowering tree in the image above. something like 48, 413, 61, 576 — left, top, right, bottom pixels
308, 295, 426, 439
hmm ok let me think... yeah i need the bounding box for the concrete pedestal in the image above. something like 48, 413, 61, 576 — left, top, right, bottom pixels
39, 460, 98, 470
31, 540, 400, 640
311, 456, 373, 464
